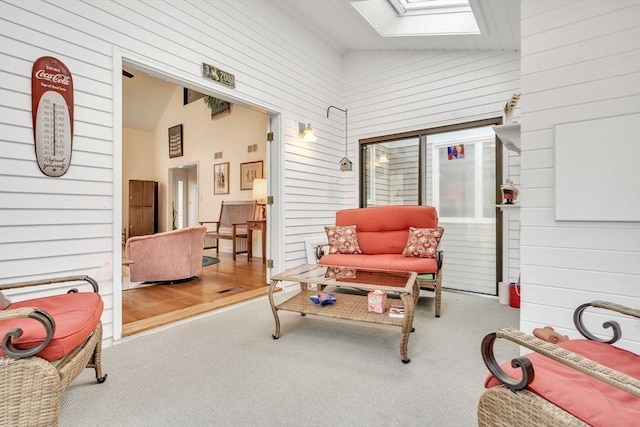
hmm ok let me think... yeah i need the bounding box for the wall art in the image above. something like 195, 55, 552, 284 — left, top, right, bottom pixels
214, 162, 229, 194
240, 160, 263, 190
168, 124, 183, 158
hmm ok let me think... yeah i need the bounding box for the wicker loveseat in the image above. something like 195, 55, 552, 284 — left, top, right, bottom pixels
317, 205, 444, 317
479, 301, 640, 426
0, 275, 107, 426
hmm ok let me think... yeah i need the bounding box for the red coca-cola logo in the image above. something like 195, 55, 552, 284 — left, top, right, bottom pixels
34, 69, 71, 85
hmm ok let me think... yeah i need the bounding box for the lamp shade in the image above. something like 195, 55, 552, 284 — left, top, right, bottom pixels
299, 122, 317, 142
302, 125, 317, 142
252, 178, 268, 202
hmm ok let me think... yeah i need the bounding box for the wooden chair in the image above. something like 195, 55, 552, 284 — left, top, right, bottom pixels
200, 200, 257, 260
1, 275, 106, 426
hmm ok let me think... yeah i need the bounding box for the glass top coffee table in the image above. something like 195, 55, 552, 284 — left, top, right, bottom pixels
268, 264, 418, 363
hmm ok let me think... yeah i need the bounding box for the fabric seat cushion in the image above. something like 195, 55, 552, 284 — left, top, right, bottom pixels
320, 253, 438, 273
0, 292, 103, 362
484, 339, 640, 427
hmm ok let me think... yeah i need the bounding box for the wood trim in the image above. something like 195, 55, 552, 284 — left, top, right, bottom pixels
122, 287, 270, 336
359, 117, 503, 145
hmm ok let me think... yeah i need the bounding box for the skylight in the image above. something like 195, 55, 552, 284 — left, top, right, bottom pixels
352, 0, 481, 37
390, 0, 472, 16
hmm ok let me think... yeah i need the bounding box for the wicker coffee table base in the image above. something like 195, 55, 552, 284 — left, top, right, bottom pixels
268, 275, 418, 363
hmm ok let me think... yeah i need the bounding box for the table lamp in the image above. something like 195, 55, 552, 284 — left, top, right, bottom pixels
252, 178, 267, 220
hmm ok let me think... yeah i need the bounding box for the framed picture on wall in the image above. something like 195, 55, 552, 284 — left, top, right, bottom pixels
168, 124, 183, 158
214, 162, 229, 194
240, 160, 263, 190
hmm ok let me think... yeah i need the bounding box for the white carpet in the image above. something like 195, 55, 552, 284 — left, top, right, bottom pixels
59, 290, 519, 427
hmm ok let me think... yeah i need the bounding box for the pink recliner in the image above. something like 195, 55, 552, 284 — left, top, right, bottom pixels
125, 226, 207, 282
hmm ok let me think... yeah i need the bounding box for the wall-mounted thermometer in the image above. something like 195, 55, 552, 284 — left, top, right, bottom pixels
31, 56, 74, 177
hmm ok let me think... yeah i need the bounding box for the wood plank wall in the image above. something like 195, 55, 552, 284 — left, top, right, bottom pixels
521, 0, 640, 351
0, 0, 345, 345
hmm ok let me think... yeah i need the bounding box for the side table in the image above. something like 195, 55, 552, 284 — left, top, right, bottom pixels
247, 219, 266, 263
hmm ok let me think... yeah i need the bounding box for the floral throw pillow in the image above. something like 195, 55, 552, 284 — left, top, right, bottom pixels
402, 227, 444, 258
325, 225, 362, 255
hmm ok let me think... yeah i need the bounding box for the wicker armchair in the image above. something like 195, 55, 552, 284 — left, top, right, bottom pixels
1, 275, 107, 426
479, 301, 640, 426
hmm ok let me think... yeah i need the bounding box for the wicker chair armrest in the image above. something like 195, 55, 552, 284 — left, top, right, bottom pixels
0, 275, 99, 293
1, 307, 56, 359
435, 250, 444, 270
315, 243, 330, 261
481, 326, 640, 397
574, 300, 640, 344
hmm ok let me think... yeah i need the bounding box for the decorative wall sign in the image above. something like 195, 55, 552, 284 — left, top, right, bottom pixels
447, 144, 465, 160
31, 56, 74, 177
240, 160, 263, 190
168, 124, 183, 158
214, 162, 229, 194
202, 63, 235, 88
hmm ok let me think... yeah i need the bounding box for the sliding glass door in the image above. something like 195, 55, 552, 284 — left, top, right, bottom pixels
360, 121, 499, 295
361, 137, 419, 206
427, 127, 496, 294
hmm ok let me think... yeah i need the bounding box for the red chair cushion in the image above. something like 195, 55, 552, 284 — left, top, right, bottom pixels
0, 292, 103, 362
485, 339, 640, 427
320, 253, 438, 273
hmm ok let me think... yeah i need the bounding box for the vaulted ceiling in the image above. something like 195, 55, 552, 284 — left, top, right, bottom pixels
122, 0, 520, 131
272, 0, 520, 52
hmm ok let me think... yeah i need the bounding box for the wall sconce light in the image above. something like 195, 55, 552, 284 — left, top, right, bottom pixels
252, 178, 268, 220
298, 122, 317, 142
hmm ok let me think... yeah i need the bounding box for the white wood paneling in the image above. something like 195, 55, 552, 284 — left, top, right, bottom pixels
0, 0, 345, 345
275, 0, 520, 52
520, 0, 640, 351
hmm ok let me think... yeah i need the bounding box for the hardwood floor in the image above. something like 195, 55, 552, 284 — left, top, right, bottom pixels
122, 250, 268, 336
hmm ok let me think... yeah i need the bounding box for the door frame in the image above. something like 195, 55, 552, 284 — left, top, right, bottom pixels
113, 48, 282, 340
168, 162, 198, 230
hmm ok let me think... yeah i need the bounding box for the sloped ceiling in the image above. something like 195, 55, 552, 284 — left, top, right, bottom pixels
122, 0, 520, 131
272, 0, 520, 52
122, 67, 176, 131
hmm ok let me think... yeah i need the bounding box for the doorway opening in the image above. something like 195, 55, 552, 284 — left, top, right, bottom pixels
119, 63, 274, 337
168, 163, 198, 230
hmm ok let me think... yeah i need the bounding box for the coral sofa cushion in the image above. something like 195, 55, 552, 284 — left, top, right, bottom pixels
402, 227, 444, 258
335, 206, 438, 254
0, 292, 103, 362
325, 225, 362, 254
320, 253, 438, 273
484, 339, 640, 427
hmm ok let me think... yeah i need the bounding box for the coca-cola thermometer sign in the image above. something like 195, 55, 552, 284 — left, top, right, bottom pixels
31, 56, 74, 177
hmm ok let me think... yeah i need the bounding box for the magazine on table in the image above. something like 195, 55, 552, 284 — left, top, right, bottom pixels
389, 305, 404, 318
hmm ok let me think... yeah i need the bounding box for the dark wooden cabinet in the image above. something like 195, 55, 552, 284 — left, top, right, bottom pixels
129, 180, 158, 237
